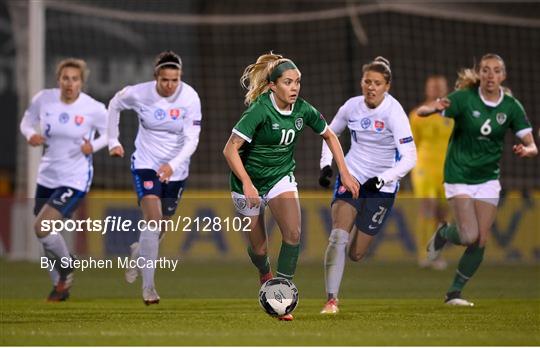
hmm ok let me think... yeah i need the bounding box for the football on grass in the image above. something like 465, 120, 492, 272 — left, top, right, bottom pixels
258, 277, 299, 316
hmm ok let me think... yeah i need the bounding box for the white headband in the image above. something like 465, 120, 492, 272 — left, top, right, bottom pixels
154, 62, 182, 71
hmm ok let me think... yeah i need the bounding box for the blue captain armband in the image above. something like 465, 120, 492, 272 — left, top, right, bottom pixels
399, 136, 413, 144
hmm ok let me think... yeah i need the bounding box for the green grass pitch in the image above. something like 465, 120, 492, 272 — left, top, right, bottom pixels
1, 259, 539, 345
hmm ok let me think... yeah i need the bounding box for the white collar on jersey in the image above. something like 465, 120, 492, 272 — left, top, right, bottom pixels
478, 86, 504, 107
270, 92, 294, 116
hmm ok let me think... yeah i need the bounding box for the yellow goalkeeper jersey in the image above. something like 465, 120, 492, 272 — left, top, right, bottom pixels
409, 107, 454, 197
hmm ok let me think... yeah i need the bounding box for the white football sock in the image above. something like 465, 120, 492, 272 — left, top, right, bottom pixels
324, 228, 349, 297
39, 233, 70, 261
139, 227, 159, 289
48, 268, 60, 286
42, 248, 61, 286
130, 232, 164, 261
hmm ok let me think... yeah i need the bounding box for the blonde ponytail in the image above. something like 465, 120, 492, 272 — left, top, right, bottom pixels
240, 52, 292, 105
455, 68, 479, 90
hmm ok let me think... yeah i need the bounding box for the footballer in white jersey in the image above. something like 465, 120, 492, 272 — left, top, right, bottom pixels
19, 58, 108, 302
107, 51, 202, 305
321, 93, 416, 194
319, 57, 417, 315
108, 80, 201, 183
21, 89, 108, 196
108, 59, 202, 211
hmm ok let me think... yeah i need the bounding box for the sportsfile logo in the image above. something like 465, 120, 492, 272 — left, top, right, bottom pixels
40, 216, 252, 235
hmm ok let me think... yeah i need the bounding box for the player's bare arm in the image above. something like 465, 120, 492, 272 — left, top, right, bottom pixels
223, 133, 260, 208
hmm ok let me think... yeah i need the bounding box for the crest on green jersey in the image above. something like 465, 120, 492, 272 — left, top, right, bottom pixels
295, 118, 304, 130
496, 113, 507, 125
472, 110, 481, 118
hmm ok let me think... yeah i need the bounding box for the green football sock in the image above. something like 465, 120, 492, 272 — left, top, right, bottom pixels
276, 241, 300, 280
439, 223, 462, 245
247, 246, 270, 275
448, 245, 485, 293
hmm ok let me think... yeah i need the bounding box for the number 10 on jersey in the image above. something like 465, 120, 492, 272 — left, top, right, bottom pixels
279, 129, 295, 145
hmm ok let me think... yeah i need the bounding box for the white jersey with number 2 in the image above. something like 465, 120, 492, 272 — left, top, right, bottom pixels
20, 89, 108, 192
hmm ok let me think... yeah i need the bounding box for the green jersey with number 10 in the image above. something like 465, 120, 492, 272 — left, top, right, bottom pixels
443, 88, 531, 184
230, 91, 327, 195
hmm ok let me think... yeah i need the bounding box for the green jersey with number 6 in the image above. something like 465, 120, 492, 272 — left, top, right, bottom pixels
231, 91, 327, 195
443, 88, 531, 184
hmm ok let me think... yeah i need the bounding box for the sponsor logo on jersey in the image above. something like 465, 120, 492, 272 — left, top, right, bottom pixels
496, 113, 507, 125
295, 118, 304, 130
75, 115, 84, 126
472, 110, 481, 118
272, 123, 280, 130
169, 108, 181, 120
374, 120, 385, 132
154, 108, 166, 120
59, 112, 70, 124
45, 112, 52, 117
143, 181, 154, 190
399, 136, 413, 144
361, 118, 371, 129
193, 120, 201, 126
338, 185, 346, 194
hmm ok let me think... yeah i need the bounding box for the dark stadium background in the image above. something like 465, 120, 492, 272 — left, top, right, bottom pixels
1, 2, 539, 345
1, 0, 539, 195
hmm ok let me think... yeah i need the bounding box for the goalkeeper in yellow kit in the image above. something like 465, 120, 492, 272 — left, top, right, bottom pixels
409, 75, 453, 269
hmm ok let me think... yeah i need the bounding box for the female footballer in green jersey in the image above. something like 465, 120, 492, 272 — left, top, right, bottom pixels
418, 53, 538, 306
223, 53, 359, 320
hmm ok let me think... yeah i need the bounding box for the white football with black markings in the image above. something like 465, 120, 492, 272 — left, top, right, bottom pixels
258, 277, 299, 316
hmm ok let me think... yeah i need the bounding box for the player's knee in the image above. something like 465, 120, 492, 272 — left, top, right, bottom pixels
457, 224, 478, 246
251, 244, 267, 255
459, 232, 479, 246
282, 227, 301, 245
478, 232, 489, 247
147, 213, 163, 223
34, 218, 48, 238
286, 233, 300, 245
348, 249, 366, 262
